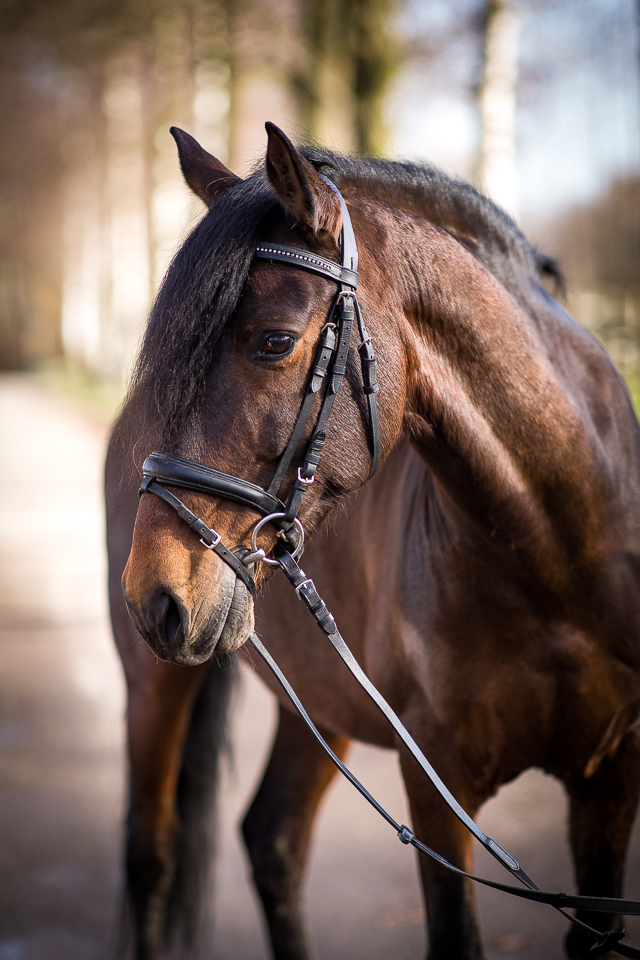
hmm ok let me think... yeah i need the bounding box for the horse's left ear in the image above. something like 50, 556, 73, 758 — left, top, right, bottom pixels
170, 127, 241, 207
265, 122, 341, 238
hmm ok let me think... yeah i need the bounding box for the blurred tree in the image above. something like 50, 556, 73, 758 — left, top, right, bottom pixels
0, 0, 147, 370
294, 0, 400, 155
0, 0, 400, 376
476, 0, 521, 215
0, 45, 66, 368
398, 0, 518, 191
544, 175, 640, 384
0, 0, 235, 374
352, 0, 399, 153
552, 176, 640, 296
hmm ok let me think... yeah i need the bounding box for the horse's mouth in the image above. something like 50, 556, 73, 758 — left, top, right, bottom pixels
124, 573, 254, 666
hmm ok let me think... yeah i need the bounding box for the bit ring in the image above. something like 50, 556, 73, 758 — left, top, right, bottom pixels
250, 513, 304, 566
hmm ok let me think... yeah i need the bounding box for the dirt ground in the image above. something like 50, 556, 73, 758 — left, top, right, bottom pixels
1, 372, 640, 960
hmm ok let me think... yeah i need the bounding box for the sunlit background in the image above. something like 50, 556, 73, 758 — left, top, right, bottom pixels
1, 3, 640, 958
0, 0, 638, 402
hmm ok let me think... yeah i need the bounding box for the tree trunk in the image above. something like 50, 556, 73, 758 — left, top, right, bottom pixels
350, 0, 398, 155
477, 0, 521, 217
294, 0, 399, 156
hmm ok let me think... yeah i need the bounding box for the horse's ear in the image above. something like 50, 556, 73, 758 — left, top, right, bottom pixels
170, 127, 241, 207
265, 122, 341, 238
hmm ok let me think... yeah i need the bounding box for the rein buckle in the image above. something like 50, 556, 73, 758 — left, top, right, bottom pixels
294, 577, 315, 598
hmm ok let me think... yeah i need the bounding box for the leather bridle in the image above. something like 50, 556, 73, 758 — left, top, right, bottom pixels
138, 179, 640, 958
140, 177, 379, 598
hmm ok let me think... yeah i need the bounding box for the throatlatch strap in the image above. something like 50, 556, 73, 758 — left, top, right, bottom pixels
321, 176, 358, 273
354, 298, 380, 478
321, 176, 381, 477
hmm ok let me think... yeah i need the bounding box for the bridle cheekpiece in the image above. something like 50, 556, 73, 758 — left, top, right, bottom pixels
140, 177, 380, 593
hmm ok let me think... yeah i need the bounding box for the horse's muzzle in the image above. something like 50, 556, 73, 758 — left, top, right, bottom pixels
122, 563, 254, 666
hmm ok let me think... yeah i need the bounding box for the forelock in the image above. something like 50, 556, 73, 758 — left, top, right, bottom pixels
124, 168, 281, 451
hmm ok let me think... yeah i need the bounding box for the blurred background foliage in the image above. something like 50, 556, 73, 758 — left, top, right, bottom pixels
0, 0, 638, 410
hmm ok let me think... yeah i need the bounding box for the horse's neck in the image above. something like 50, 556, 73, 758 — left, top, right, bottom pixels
388, 217, 610, 587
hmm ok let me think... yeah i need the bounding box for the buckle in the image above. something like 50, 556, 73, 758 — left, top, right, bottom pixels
297, 468, 315, 484
294, 577, 315, 598
200, 530, 222, 549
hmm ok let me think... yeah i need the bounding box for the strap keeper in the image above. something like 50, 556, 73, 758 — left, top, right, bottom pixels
139, 475, 153, 496
338, 298, 355, 321
316, 612, 336, 634
588, 929, 626, 957
299, 582, 322, 610
195, 521, 222, 548
397, 825, 415, 845
307, 431, 326, 459
359, 340, 379, 394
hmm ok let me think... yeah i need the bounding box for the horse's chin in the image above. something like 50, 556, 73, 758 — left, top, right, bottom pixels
128, 575, 254, 667
212, 577, 255, 656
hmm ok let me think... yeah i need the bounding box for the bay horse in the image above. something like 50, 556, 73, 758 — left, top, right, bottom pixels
106, 122, 640, 960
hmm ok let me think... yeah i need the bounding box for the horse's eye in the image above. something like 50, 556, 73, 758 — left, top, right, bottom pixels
260, 334, 294, 357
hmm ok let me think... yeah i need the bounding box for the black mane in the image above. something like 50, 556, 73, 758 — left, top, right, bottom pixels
301, 147, 542, 300
125, 169, 279, 448
124, 147, 551, 448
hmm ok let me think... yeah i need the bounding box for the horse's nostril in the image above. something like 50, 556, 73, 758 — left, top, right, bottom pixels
163, 594, 183, 646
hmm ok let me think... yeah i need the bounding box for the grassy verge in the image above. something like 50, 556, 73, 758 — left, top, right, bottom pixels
625, 374, 640, 416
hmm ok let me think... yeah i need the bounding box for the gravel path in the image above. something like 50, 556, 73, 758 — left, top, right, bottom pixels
1, 373, 639, 960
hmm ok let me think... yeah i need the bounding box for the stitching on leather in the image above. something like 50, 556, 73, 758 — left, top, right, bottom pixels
147, 453, 272, 498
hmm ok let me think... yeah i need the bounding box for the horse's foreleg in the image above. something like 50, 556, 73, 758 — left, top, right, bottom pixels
108, 461, 209, 958
242, 703, 350, 960
563, 734, 640, 959
118, 620, 209, 960
399, 748, 486, 960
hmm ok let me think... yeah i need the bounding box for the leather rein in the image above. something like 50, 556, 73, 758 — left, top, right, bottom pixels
139, 179, 640, 958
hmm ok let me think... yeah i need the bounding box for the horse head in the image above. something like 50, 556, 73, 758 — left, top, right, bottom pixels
120, 123, 404, 665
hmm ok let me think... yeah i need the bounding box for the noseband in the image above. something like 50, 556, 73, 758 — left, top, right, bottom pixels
140, 177, 380, 596
138, 180, 640, 957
